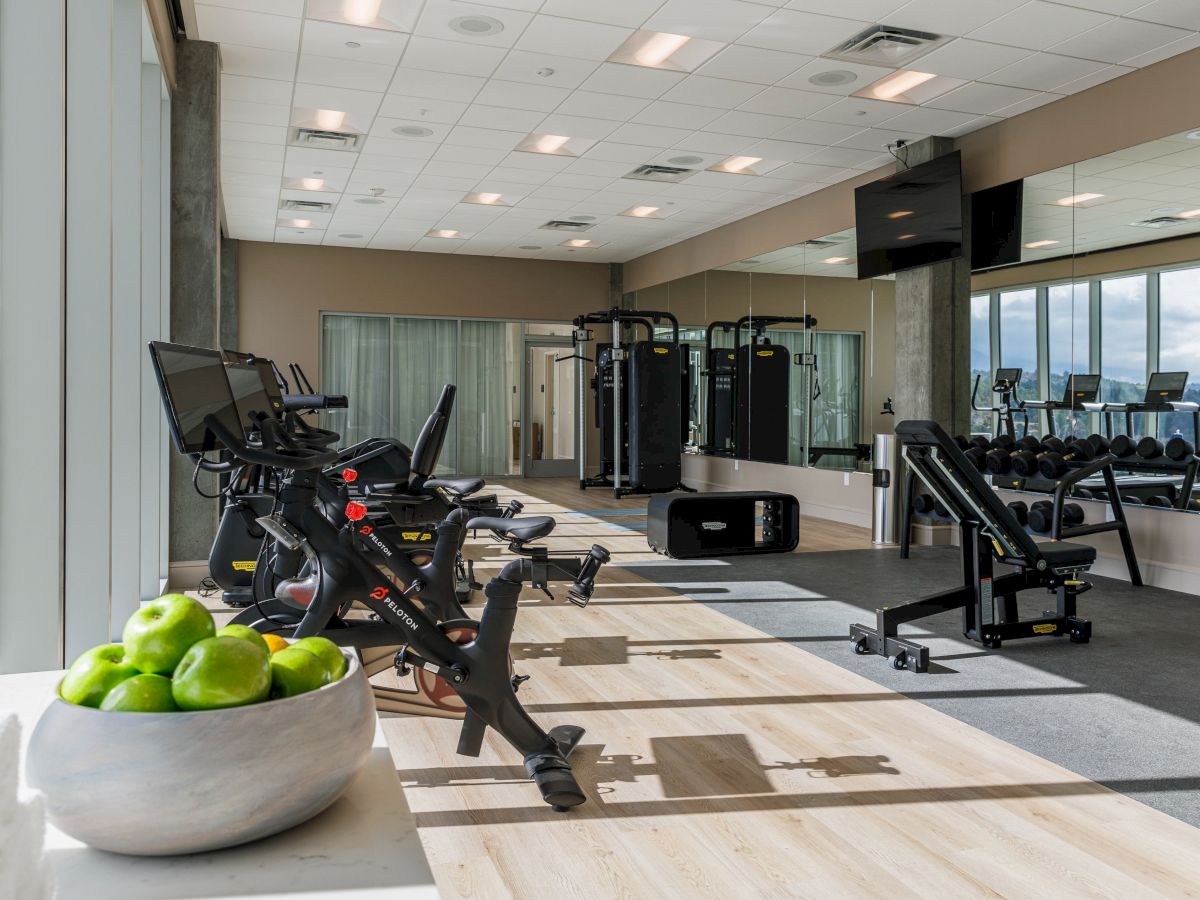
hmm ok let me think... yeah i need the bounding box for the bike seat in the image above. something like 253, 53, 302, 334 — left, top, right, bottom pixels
427, 477, 485, 498
467, 515, 555, 543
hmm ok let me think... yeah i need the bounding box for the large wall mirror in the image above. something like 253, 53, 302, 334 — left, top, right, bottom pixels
972, 127, 1200, 515
633, 233, 894, 473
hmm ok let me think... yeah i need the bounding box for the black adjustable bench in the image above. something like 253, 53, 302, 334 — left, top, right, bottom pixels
850, 420, 1096, 673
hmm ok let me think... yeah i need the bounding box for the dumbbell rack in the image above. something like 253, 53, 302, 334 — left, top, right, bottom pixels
1103, 453, 1199, 510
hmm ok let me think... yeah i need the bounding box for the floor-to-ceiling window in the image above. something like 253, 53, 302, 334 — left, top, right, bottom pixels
1158, 267, 1200, 441
998, 288, 1038, 407
1047, 282, 1090, 436
969, 294, 992, 434
1100, 274, 1148, 405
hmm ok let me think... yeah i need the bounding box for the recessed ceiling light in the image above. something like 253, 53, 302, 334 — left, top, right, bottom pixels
301, 177, 325, 191
1024, 239, 1060, 248
857, 69, 937, 102
338, 233, 364, 239
1152, 206, 1184, 215
463, 191, 506, 205
809, 70, 858, 87
621, 205, 660, 218
1056, 192, 1104, 206
561, 238, 595, 248
354, 197, 385, 204
1178, 208, 1200, 218
823, 256, 849, 264
393, 124, 434, 138
667, 155, 704, 166
608, 29, 721, 72
709, 155, 763, 175
897, 233, 916, 240
535, 134, 569, 153
289, 219, 313, 228
449, 15, 504, 36
428, 228, 463, 239
519, 245, 541, 250
341, 0, 381, 26
515, 133, 595, 157
887, 210, 914, 219
315, 108, 346, 130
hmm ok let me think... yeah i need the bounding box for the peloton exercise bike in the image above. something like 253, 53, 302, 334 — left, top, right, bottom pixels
150, 340, 610, 810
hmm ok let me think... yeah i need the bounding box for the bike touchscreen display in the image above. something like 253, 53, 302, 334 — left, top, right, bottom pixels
150, 342, 245, 454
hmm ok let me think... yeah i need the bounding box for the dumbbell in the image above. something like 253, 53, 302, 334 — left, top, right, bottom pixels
1007, 500, 1029, 526
985, 435, 1043, 475
1187, 498, 1200, 512
1087, 433, 1111, 454
1166, 435, 1196, 461
1037, 437, 1101, 479
990, 434, 1016, 452
1026, 500, 1055, 533
1136, 436, 1164, 460
1029, 501, 1084, 534
933, 500, 949, 518
1109, 434, 1138, 458
964, 444, 989, 471
1011, 437, 1067, 477
1144, 495, 1173, 508
912, 493, 936, 514
1121, 495, 1143, 505
1073, 487, 1093, 500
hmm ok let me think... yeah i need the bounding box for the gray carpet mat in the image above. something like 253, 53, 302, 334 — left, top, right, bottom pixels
620, 546, 1200, 827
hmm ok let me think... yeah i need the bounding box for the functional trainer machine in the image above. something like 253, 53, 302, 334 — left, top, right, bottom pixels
853, 420, 1100, 673
572, 307, 692, 498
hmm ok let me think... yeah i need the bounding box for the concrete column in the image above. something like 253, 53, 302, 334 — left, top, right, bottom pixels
220, 236, 239, 350
169, 39, 222, 567
893, 137, 971, 436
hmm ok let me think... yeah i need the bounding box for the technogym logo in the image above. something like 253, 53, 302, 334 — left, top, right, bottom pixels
701, 521, 727, 531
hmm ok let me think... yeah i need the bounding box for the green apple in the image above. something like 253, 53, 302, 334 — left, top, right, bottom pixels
99, 673, 179, 712
172, 637, 270, 710
216, 623, 270, 657
123, 593, 215, 675
269, 647, 330, 699
60, 643, 140, 708
290, 636, 347, 682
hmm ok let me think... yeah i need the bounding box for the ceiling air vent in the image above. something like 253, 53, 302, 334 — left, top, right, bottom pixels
290, 127, 362, 151
539, 220, 594, 232
623, 164, 695, 184
1129, 216, 1187, 228
801, 239, 839, 249
280, 199, 333, 213
824, 25, 949, 67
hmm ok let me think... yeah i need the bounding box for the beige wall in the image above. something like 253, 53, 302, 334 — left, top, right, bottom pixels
972, 234, 1200, 292
625, 47, 1200, 292
237, 241, 609, 386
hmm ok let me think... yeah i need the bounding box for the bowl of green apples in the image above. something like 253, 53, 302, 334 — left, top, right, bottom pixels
27, 594, 375, 856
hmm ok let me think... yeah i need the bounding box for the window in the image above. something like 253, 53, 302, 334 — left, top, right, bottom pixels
1158, 267, 1200, 441
998, 289, 1038, 430
1047, 282, 1089, 436
969, 294, 991, 434
1100, 274, 1147, 405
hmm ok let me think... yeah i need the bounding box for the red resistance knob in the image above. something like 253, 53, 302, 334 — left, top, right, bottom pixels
342, 467, 359, 483
345, 501, 368, 522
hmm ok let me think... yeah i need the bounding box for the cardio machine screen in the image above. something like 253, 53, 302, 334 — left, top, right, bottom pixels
149, 342, 245, 454
1147, 371, 1188, 401
1062, 374, 1100, 404
994, 368, 1022, 389
222, 350, 284, 427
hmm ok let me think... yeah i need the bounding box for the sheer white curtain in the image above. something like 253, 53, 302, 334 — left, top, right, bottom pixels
810, 332, 863, 469
320, 315, 392, 447
391, 317, 458, 474
458, 320, 510, 476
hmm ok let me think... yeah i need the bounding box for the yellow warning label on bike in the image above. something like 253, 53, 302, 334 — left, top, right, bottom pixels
1032, 623, 1056, 634
401, 531, 433, 541
653, 346, 668, 354
232, 561, 257, 572
756, 350, 774, 357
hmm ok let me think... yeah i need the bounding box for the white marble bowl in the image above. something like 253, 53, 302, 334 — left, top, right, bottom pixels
27, 649, 374, 856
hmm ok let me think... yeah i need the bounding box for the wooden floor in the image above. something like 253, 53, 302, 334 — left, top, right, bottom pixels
380, 478, 1200, 899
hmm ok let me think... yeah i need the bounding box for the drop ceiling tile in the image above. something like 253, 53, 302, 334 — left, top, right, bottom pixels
492, 51, 601, 89
1129, 0, 1200, 30
742, 138, 826, 161
584, 141, 661, 162
389, 67, 487, 102
631, 101, 724, 129
1121, 31, 1200, 67
359, 137, 437, 160
694, 45, 813, 85
414, 173, 481, 191
1056, 63, 1133, 93
707, 110, 796, 138
834, 126, 925, 151
306, 0, 426, 33
1051, 0, 1151, 13
970, 2, 1113, 51
537, 113, 624, 139
223, 155, 286, 176
376, 94, 468, 123
800, 145, 889, 167
939, 114, 1002, 137
777, 59, 894, 94
399, 36, 507, 77
281, 157, 354, 181
223, 121, 289, 144
459, 104, 546, 131
198, 0, 304, 15
222, 139, 286, 162
222, 74, 293, 104
537, 0, 663, 28
580, 62, 685, 98
515, 15, 632, 60
991, 91, 1064, 116
566, 157, 640, 177
223, 98, 292, 127
445, 124, 528, 149
219, 45, 297, 81
548, 172, 616, 191
1050, 16, 1191, 64
984, 52, 1111, 91
474, 79, 570, 111
194, 4, 301, 52
487, 165, 557, 184
737, 85, 837, 117
292, 83, 384, 123
347, 170, 419, 192
876, 105, 981, 134
285, 145, 360, 171
660, 75, 764, 108
467, 0, 543, 11
643, 0, 770, 42
301, 20, 410, 66
297, 53, 397, 91
738, 9, 869, 55
607, 122, 695, 147
673, 130, 759, 154
907, 38, 1033, 81
531, 184, 597, 201
807, 96, 910, 126
501, 150, 576, 171
772, 119, 865, 144
926, 81, 1043, 114
888, 0, 1029, 36
555, 90, 653, 120
369, 115, 452, 140
414, 0, 534, 48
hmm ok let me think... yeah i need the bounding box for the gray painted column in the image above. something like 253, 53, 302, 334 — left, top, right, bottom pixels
892, 137, 972, 436
169, 39, 222, 567
220, 236, 239, 350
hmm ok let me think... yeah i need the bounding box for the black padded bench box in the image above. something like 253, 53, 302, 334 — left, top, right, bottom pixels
646, 491, 799, 558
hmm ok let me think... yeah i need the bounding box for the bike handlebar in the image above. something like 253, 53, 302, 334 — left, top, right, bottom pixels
282, 393, 348, 411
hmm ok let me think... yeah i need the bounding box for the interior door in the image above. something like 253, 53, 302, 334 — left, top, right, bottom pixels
524, 341, 577, 477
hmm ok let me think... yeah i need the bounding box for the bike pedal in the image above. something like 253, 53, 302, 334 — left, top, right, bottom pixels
511, 673, 531, 691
